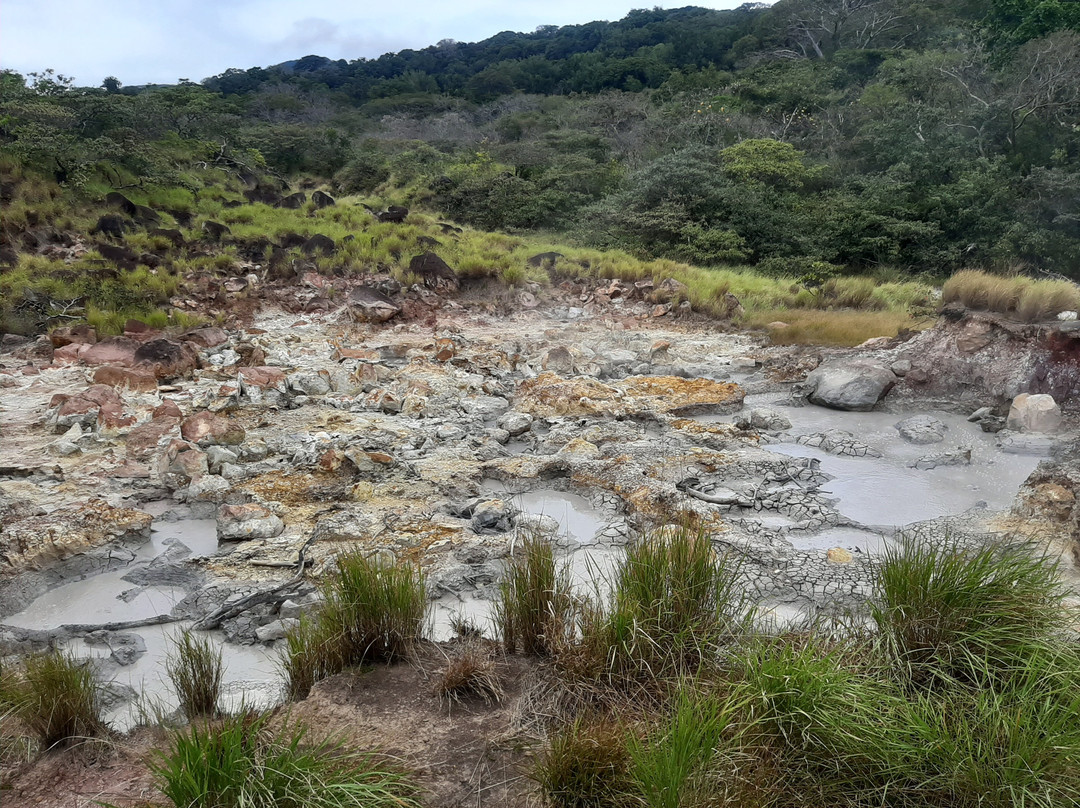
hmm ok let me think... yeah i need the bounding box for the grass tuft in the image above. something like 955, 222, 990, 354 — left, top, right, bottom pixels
533, 716, 634, 808
1, 650, 105, 748
166, 631, 225, 721
283, 552, 426, 700
493, 533, 575, 657
151, 711, 421, 808
434, 642, 504, 705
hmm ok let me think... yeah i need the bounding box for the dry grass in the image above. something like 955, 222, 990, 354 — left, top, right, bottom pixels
744, 309, 921, 347
943, 269, 1080, 321
435, 643, 504, 705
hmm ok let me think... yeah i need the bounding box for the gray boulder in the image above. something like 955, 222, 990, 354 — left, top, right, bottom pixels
894, 415, 948, 445
804, 360, 897, 411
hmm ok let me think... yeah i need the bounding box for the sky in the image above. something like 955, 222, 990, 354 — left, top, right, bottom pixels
2, 1, 759, 88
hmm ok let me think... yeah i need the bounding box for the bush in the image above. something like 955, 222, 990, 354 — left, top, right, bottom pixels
166, 631, 224, 721
871, 534, 1068, 688
493, 533, 575, 657
589, 528, 745, 680
534, 716, 633, 808
151, 711, 421, 808
3, 650, 104, 748
283, 552, 426, 699
435, 643, 504, 705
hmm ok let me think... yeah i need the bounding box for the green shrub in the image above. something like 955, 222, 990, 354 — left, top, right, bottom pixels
534, 716, 634, 808
871, 534, 1068, 688
166, 631, 224, 721
3, 650, 104, 748
493, 533, 575, 657
151, 711, 421, 808
283, 552, 426, 700
592, 528, 745, 680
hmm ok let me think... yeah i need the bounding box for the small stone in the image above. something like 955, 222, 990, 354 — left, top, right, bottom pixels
827, 548, 853, 564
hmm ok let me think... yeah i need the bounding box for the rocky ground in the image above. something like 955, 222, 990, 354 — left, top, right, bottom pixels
2, 275, 1079, 806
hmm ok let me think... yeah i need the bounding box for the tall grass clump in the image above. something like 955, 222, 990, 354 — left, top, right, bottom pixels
894, 647, 1080, 808
589, 528, 745, 681
533, 715, 634, 808
151, 711, 421, 808
1016, 278, 1080, 322
871, 534, 1068, 688
628, 687, 743, 808
166, 631, 224, 721
493, 533, 575, 656
283, 552, 426, 700
3, 650, 104, 748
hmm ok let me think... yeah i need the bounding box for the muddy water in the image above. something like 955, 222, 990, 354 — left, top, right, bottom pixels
698, 398, 1042, 530
4, 514, 284, 730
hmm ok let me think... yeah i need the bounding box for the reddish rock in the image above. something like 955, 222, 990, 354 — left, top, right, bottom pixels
181, 411, 246, 445
21, 365, 40, 376
97, 403, 136, 433
157, 439, 208, 488
49, 324, 97, 348
181, 326, 228, 349
368, 451, 394, 465
435, 338, 456, 362
123, 319, 153, 336
134, 339, 198, 379
317, 448, 344, 472
54, 385, 125, 431
154, 399, 183, 419
93, 365, 158, 392
127, 416, 181, 460
81, 337, 140, 367
49, 393, 71, 409
237, 366, 286, 388
52, 343, 89, 364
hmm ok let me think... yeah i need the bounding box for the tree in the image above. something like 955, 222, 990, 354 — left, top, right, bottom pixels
779, 0, 908, 59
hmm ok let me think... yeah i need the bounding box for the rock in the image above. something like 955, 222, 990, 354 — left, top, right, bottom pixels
346, 286, 401, 323
497, 411, 533, 437
180, 475, 231, 504
204, 445, 239, 473
92, 365, 158, 392
909, 448, 972, 470
181, 327, 228, 349
134, 339, 198, 379
49, 324, 97, 348
81, 337, 140, 367
542, 346, 575, 375
157, 439, 208, 489
408, 252, 458, 291
998, 432, 1056, 456
311, 190, 335, 209
648, 277, 689, 304
827, 548, 853, 564
1057, 311, 1078, 321
217, 503, 285, 541
967, 406, 993, 422
471, 499, 512, 534
301, 234, 336, 255
255, 619, 299, 642
289, 371, 332, 396
747, 408, 792, 432
54, 385, 125, 431
516, 374, 744, 418
126, 416, 181, 460
804, 360, 897, 411
181, 411, 246, 445
1006, 393, 1062, 434
202, 220, 231, 241
890, 359, 912, 377
894, 415, 948, 444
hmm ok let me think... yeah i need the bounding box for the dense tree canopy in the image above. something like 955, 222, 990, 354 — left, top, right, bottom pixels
2, 3, 1080, 279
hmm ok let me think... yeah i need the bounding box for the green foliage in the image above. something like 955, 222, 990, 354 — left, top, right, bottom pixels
166, 631, 225, 721
493, 533, 575, 657
871, 534, 1069, 688
283, 552, 426, 700
2, 651, 104, 748
720, 139, 818, 189
150, 711, 421, 808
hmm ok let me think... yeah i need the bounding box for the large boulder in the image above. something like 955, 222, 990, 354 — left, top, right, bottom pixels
53, 385, 125, 431
181, 411, 246, 446
217, 504, 284, 541
157, 439, 208, 489
346, 286, 400, 323
81, 337, 140, 367
1007, 393, 1062, 434
134, 339, 198, 379
408, 252, 458, 291
804, 360, 897, 411
92, 365, 158, 392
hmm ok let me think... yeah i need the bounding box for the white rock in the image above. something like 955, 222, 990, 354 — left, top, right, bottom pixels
1057, 310, 1078, 321
1006, 393, 1062, 434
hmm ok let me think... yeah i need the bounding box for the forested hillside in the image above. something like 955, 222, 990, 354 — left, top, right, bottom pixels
2, 0, 1079, 287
